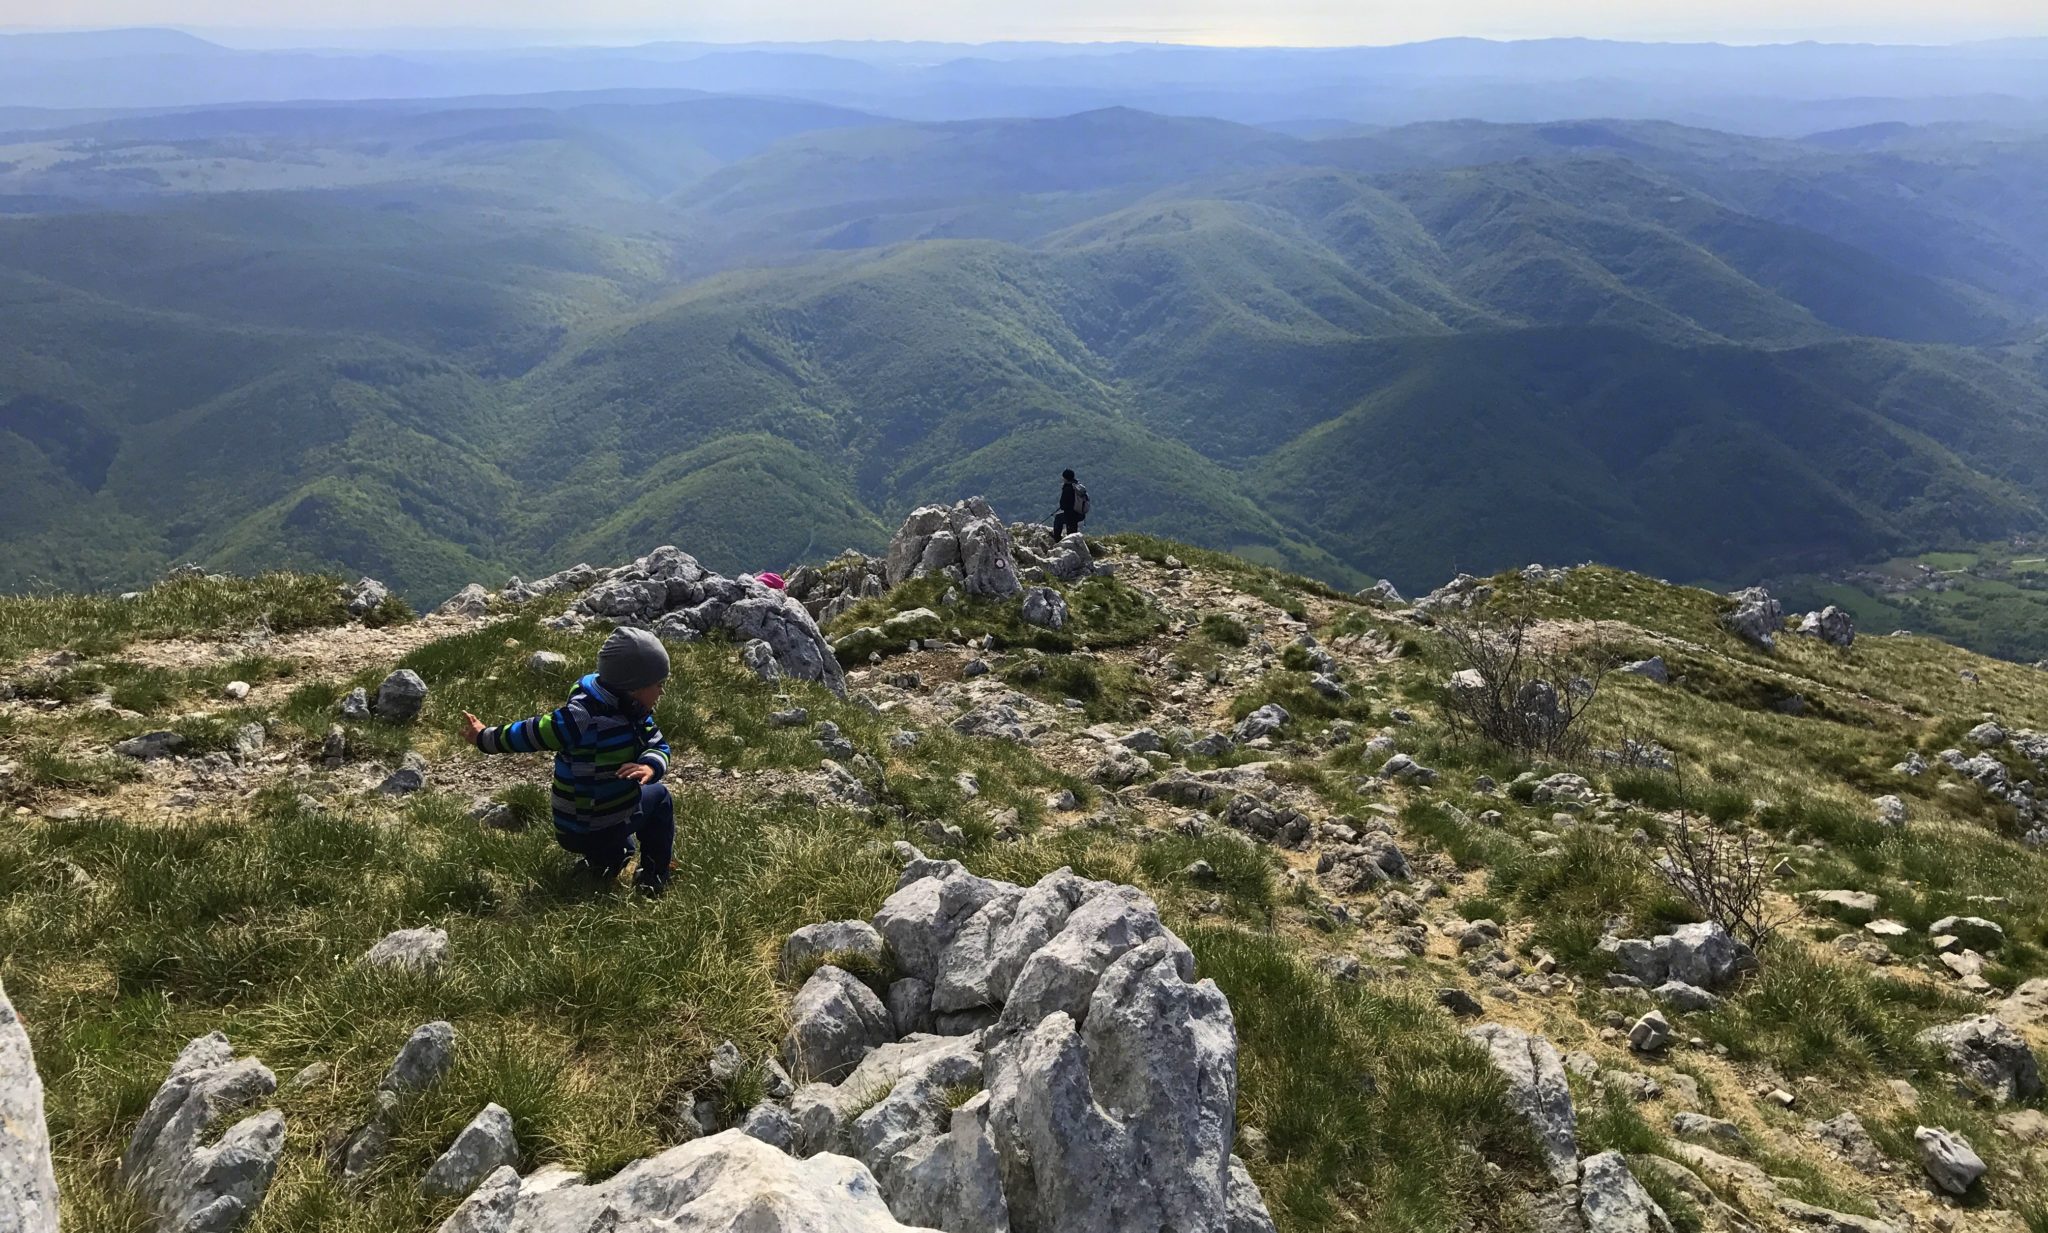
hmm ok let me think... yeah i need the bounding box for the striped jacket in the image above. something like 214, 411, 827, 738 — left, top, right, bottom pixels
475, 674, 670, 833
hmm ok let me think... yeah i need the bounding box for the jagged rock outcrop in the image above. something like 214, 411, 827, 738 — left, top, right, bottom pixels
1796, 606, 1856, 647
0, 981, 59, 1233
1599, 923, 1755, 992
121, 1032, 285, 1233
1720, 587, 1783, 650
771, 852, 1272, 1232
562, 547, 847, 697
886, 499, 1022, 598
432, 1132, 935, 1232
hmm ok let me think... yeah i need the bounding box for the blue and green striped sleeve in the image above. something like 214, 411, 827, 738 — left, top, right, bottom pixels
637, 714, 671, 780
477, 706, 580, 755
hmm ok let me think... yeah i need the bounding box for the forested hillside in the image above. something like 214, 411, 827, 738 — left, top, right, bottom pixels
3, 97, 2047, 619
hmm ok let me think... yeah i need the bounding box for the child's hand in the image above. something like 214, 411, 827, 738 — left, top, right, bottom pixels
460, 711, 486, 746
616, 762, 655, 785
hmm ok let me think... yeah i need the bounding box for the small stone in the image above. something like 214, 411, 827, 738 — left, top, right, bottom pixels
377, 752, 429, 796
1672, 1112, 1744, 1144
1437, 988, 1484, 1017
527, 652, 568, 676
1915, 1126, 1985, 1195
1628, 1011, 1673, 1053
421, 1103, 519, 1197
372, 669, 429, 723
380, 1021, 457, 1094
223, 680, 251, 701
361, 926, 449, 972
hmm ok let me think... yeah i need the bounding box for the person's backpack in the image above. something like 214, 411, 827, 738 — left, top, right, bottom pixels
1074, 484, 1091, 520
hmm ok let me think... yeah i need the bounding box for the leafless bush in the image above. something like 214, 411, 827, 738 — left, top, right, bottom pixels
1437, 609, 1616, 760
1657, 813, 1787, 952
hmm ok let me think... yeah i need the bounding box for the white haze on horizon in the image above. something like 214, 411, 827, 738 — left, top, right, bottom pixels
5, 0, 2047, 48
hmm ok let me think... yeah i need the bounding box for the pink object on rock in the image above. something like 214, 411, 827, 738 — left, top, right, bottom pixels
757, 572, 787, 591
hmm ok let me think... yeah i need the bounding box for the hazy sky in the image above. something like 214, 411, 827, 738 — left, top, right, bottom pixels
9, 0, 2048, 46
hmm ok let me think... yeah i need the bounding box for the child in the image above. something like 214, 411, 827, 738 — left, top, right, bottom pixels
462, 627, 675, 895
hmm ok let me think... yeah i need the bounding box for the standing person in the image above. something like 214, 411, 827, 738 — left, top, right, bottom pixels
459, 626, 676, 896
1053, 468, 1090, 539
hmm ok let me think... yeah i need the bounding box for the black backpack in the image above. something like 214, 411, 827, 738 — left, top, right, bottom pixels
1074, 484, 1091, 520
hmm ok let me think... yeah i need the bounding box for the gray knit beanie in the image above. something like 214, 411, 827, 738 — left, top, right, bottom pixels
596, 627, 670, 693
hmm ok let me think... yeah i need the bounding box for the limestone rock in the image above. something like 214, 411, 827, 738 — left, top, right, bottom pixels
373, 669, 429, 723
1796, 606, 1856, 647
1465, 1023, 1578, 1185
1915, 1126, 1984, 1195
361, 925, 449, 973
1232, 704, 1290, 744
1917, 1015, 2041, 1103
781, 920, 888, 982
1579, 1151, 1673, 1233
121, 1033, 285, 1233
344, 576, 391, 617
0, 981, 58, 1233
1020, 587, 1068, 631
381, 1021, 457, 1095
114, 730, 186, 760
432, 1130, 935, 1232
1720, 587, 1783, 650
986, 938, 1239, 1233
422, 1103, 519, 1198
783, 966, 895, 1083
439, 584, 492, 619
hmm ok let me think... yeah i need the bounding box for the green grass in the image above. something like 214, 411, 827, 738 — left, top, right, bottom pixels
0, 573, 371, 661
827, 573, 1166, 658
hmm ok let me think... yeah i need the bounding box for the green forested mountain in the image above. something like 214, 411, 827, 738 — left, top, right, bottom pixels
2, 99, 2046, 607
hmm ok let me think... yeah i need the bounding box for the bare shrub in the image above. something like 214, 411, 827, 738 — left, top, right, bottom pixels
1658, 813, 1787, 952
1437, 609, 1616, 760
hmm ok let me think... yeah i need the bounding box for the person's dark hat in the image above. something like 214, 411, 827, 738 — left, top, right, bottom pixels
1062, 469, 1076, 481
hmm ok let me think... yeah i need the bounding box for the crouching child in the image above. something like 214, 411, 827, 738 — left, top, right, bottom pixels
461, 626, 676, 895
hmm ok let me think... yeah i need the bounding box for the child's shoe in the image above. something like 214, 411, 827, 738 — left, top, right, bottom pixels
632, 866, 670, 898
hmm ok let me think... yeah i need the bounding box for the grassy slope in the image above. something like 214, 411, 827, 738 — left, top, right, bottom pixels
13, 548, 2048, 1228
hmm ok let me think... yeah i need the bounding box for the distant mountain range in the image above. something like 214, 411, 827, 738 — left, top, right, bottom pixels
5, 29, 2048, 135
1, 85, 2046, 606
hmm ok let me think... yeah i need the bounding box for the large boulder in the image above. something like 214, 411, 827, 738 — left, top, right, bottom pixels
432, 1131, 936, 1233
565, 549, 846, 697
1918, 1015, 2043, 1103
1720, 587, 1783, 650
0, 981, 58, 1233
1465, 1024, 1578, 1186
1797, 606, 1856, 648
873, 866, 1012, 987
722, 590, 848, 699
781, 859, 1271, 1231
986, 938, 1244, 1233
885, 499, 1021, 597
784, 967, 896, 1083
121, 1033, 285, 1233
373, 669, 429, 723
